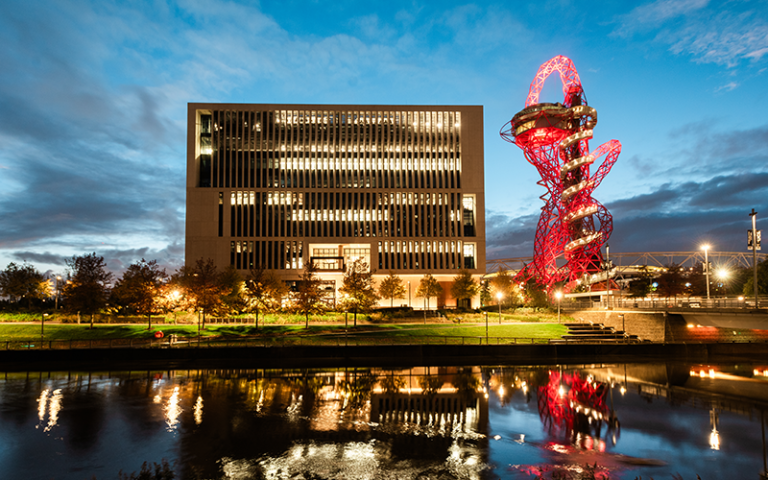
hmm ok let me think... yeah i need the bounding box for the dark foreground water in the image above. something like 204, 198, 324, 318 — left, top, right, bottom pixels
1, 362, 767, 480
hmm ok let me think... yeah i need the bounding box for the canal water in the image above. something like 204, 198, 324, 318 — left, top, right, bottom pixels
1, 362, 767, 479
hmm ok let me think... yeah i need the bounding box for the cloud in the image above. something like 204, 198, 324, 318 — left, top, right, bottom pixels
614, 0, 768, 67
487, 170, 768, 260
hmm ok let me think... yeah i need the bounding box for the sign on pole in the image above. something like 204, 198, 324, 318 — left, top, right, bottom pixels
748, 229, 762, 251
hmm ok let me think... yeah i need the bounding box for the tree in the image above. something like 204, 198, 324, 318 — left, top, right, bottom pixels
522, 279, 548, 308
294, 263, 325, 328
377, 271, 406, 308
245, 266, 289, 327
62, 253, 113, 328
416, 274, 443, 321
111, 259, 168, 330
657, 263, 685, 301
743, 258, 768, 296
479, 279, 491, 307
339, 259, 379, 327
178, 258, 230, 328
0, 262, 49, 309
490, 269, 514, 306
450, 270, 479, 309
219, 265, 246, 315
627, 266, 652, 298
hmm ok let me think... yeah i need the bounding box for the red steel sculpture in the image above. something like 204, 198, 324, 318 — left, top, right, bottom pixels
501, 56, 621, 293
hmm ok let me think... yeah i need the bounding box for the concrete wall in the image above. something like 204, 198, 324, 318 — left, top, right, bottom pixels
566, 310, 669, 343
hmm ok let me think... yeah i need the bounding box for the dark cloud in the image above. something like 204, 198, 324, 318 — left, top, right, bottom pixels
487, 171, 767, 260
0, 2, 185, 271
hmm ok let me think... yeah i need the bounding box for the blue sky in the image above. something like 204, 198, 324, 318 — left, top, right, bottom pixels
1, 0, 766, 276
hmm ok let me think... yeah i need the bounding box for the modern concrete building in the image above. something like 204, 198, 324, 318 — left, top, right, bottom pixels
186, 104, 485, 308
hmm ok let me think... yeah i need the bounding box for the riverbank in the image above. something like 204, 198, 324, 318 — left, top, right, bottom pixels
2, 341, 767, 372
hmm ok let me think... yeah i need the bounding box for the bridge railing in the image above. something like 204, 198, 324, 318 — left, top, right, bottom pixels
563, 296, 767, 310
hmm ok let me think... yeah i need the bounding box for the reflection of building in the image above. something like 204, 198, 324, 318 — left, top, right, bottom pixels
186, 104, 485, 307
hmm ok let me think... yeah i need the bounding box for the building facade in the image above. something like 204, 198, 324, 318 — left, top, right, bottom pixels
186, 103, 485, 308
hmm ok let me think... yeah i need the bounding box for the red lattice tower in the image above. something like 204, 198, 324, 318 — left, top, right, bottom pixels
501, 56, 621, 293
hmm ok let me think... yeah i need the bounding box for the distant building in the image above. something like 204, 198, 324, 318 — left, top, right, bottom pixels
185, 104, 485, 308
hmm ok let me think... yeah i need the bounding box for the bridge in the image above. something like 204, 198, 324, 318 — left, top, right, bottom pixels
486, 251, 767, 276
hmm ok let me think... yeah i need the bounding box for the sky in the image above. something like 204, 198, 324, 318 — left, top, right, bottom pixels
1, 0, 767, 277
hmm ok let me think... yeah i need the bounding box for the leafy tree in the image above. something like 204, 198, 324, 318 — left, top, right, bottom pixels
522, 279, 548, 308
111, 259, 168, 330
178, 258, 230, 328
219, 265, 246, 315
450, 269, 479, 309
378, 272, 406, 308
479, 279, 491, 307
657, 263, 685, 301
627, 266, 653, 298
294, 263, 325, 328
490, 269, 514, 306
0, 262, 50, 308
62, 253, 113, 328
156, 281, 183, 323
416, 274, 443, 321
245, 266, 289, 327
339, 259, 379, 327
743, 258, 768, 297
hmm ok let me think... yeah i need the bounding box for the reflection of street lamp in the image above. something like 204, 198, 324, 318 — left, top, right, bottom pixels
555, 291, 563, 324
496, 292, 502, 324
701, 244, 711, 301
710, 407, 720, 450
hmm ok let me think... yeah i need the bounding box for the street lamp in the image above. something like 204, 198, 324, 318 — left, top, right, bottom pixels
55, 275, 61, 310
496, 292, 503, 324
555, 291, 563, 324
701, 244, 711, 302
407, 281, 411, 308
41, 313, 49, 347
716, 268, 729, 298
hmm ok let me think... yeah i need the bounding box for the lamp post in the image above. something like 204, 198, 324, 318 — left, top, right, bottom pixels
54, 275, 61, 310
555, 291, 563, 324
702, 244, 711, 302
750, 209, 760, 309
41, 313, 49, 347
496, 292, 502, 324
485, 311, 489, 344
407, 281, 411, 308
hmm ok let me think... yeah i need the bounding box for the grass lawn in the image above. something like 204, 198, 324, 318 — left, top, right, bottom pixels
368, 323, 567, 339
0, 322, 567, 343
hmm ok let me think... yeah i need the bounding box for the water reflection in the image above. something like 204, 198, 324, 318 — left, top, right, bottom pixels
1, 363, 767, 479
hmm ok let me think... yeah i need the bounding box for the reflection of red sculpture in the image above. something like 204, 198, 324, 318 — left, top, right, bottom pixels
501, 56, 621, 292
537, 370, 612, 446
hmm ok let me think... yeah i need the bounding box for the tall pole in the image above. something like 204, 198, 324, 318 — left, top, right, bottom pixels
702, 245, 711, 302
485, 311, 489, 344
751, 209, 759, 309
555, 291, 563, 324
496, 292, 502, 324
54, 276, 61, 310
408, 281, 411, 308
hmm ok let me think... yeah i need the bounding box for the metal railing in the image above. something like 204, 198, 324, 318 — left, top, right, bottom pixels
564, 296, 767, 311
1, 335, 576, 350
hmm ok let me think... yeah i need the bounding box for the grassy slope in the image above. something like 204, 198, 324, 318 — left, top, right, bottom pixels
0, 322, 567, 342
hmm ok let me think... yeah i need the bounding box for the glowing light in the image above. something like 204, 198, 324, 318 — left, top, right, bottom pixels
164, 386, 182, 431
710, 430, 720, 450
620, 386, 626, 395
37, 389, 49, 422
45, 389, 62, 432
194, 395, 204, 425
